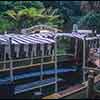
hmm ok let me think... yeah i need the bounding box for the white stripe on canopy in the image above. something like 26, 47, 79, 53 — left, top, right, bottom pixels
28, 36, 50, 44
0, 34, 55, 45
30, 35, 55, 44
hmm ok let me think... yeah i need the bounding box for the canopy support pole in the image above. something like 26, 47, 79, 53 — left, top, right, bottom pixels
83, 37, 86, 82
54, 37, 58, 93
74, 38, 78, 59
8, 37, 14, 82
30, 44, 34, 65
52, 44, 54, 61
4, 45, 6, 69
40, 44, 44, 93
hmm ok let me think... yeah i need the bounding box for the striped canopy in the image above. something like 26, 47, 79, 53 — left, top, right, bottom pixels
0, 32, 99, 45
0, 34, 55, 45
55, 32, 100, 40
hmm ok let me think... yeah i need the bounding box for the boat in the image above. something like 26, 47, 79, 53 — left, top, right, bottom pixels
0, 27, 99, 99
42, 33, 100, 99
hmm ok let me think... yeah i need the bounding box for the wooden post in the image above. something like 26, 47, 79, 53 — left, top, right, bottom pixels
87, 70, 95, 99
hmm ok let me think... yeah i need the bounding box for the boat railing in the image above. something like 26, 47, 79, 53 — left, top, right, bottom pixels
0, 53, 74, 64
0, 53, 74, 71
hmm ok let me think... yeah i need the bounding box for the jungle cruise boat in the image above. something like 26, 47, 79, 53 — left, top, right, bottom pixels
0, 25, 99, 99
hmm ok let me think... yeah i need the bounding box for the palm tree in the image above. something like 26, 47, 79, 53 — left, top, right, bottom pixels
4, 7, 45, 33
4, 7, 61, 33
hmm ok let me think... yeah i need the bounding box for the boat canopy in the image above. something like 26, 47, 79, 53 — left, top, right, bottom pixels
0, 32, 99, 45
0, 34, 55, 45
55, 32, 100, 41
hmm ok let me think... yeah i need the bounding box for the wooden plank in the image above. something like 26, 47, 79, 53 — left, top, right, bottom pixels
42, 74, 100, 99
43, 84, 85, 99
43, 93, 61, 99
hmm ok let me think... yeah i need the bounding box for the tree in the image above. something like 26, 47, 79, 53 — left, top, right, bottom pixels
0, 16, 15, 33
43, 1, 81, 32
77, 11, 100, 33
3, 8, 44, 33
3, 7, 62, 33
0, 1, 44, 12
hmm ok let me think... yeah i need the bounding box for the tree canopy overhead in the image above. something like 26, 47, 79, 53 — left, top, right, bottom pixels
0, 1, 100, 34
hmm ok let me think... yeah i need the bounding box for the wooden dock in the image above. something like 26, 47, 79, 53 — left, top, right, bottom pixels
42, 74, 100, 99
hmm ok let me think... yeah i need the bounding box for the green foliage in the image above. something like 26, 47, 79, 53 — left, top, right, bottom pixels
42, 1, 82, 32
0, 17, 15, 33
77, 11, 100, 31
0, 1, 44, 12
0, 1, 99, 33
1, 6, 63, 33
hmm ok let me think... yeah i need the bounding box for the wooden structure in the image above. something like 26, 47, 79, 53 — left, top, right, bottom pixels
42, 74, 100, 99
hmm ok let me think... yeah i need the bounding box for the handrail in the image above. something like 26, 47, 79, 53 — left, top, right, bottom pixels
0, 53, 74, 64
83, 67, 100, 74
0, 61, 55, 72
0, 53, 74, 72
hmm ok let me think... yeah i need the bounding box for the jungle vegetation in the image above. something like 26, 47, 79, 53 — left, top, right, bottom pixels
0, 1, 100, 34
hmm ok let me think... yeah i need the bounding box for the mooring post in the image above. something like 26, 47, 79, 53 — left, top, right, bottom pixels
87, 70, 95, 99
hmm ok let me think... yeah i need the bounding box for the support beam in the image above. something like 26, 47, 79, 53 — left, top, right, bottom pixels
30, 44, 34, 65
54, 37, 58, 93
74, 39, 78, 59
3, 45, 6, 69
40, 44, 44, 93
83, 37, 86, 82
8, 37, 14, 82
